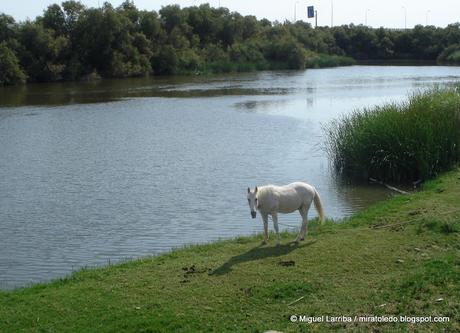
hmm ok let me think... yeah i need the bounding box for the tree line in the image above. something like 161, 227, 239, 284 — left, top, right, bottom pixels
1, 1, 460, 86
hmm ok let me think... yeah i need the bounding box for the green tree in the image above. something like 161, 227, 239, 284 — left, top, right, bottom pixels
61, 1, 85, 33
42, 4, 66, 35
18, 22, 67, 81
159, 5, 187, 33
73, 6, 120, 75
0, 14, 17, 43
152, 45, 178, 74
117, 0, 139, 24
0, 42, 26, 85
139, 10, 161, 40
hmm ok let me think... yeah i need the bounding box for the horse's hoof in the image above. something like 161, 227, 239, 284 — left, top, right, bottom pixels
299, 237, 305, 241
261, 240, 268, 245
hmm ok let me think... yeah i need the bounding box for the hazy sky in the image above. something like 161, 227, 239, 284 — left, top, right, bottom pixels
1, 0, 459, 28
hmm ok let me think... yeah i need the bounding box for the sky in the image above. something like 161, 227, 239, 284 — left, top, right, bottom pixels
1, 0, 459, 28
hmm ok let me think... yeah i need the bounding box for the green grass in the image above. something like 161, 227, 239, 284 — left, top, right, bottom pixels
1, 169, 460, 332
325, 87, 460, 183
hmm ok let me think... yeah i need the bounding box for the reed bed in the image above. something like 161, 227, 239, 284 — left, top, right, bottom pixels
325, 87, 460, 183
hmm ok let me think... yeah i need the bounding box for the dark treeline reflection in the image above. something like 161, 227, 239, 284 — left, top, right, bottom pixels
1, 1, 460, 86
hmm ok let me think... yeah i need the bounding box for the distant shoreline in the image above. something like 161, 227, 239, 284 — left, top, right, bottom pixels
356, 59, 438, 66
5, 60, 460, 88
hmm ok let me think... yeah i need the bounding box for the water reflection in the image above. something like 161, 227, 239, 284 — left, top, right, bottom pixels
1, 66, 459, 108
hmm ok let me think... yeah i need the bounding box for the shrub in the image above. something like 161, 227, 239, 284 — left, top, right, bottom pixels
437, 44, 460, 65
152, 45, 178, 74
177, 49, 201, 72
305, 52, 356, 68
263, 37, 307, 69
229, 41, 264, 64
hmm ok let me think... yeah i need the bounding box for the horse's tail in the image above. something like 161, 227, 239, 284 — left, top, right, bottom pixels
313, 188, 325, 224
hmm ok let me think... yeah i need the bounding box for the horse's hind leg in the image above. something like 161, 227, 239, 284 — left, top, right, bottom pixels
272, 212, 281, 245
296, 205, 310, 242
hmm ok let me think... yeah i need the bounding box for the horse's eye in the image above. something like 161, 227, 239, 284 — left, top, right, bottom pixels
255, 198, 258, 202
247, 199, 250, 202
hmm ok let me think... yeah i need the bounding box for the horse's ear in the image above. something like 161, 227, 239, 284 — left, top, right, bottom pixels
247, 187, 250, 193
255, 186, 258, 194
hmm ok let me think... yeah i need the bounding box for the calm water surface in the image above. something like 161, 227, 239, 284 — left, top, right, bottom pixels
1, 66, 460, 289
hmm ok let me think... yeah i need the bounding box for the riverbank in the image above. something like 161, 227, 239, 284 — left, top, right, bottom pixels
1, 167, 459, 332
199, 53, 355, 75
356, 59, 437, 66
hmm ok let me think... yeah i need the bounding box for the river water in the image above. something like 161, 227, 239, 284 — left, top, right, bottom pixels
1, 65, 460, 289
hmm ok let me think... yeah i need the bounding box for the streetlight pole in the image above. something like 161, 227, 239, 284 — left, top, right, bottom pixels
294, 1, 299, 22
365, 9, 370, 26
402, 6, 407, 29
331, 0, 334, 27
426, 10, 431, 25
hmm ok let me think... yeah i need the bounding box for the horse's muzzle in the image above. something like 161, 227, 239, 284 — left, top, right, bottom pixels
251, 211, 256, 219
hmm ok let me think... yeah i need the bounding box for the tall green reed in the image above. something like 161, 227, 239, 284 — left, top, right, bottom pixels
325, 87, 460, 183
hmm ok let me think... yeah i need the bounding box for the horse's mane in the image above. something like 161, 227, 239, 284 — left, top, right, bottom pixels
256, 185, 274, 202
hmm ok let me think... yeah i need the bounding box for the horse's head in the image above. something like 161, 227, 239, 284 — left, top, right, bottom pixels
247, 186, 258, 219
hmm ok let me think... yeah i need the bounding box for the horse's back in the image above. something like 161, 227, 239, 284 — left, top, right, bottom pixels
271, 182, 316, 213
297, 181, 316, 192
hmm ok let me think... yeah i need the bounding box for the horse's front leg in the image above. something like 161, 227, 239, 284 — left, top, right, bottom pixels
261, 212, 269, 245
272, 212, 280, 245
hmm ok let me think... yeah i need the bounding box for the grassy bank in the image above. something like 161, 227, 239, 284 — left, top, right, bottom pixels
325, 87, 460, 183
1, 168, 459, 332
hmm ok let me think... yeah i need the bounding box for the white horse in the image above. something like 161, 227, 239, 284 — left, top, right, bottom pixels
247, 182, 324, 245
